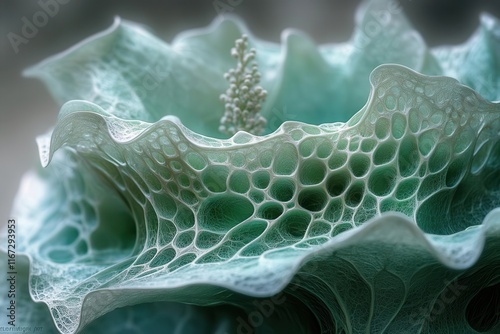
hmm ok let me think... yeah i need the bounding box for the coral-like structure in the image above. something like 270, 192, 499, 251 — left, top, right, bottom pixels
1, 0, 500, 333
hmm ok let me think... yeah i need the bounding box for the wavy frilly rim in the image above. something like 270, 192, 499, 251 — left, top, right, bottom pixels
16, 63, 499, 333
4, 6, 500, 333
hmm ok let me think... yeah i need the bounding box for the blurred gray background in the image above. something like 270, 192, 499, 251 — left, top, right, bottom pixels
1, 0, 500, 221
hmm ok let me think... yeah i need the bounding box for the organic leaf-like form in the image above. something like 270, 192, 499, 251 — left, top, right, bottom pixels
23, 0, 500, 136
433, 13, 500, 102
4, 64, 500, 333
2, 0, 500, 333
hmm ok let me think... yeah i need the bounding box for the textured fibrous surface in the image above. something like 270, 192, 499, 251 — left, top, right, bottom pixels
1, 0, 500, 333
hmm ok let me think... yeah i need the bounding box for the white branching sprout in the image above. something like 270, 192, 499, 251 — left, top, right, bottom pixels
219, 34, 267, 136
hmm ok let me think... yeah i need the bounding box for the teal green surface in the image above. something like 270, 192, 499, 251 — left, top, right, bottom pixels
1, 0, 500, 333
